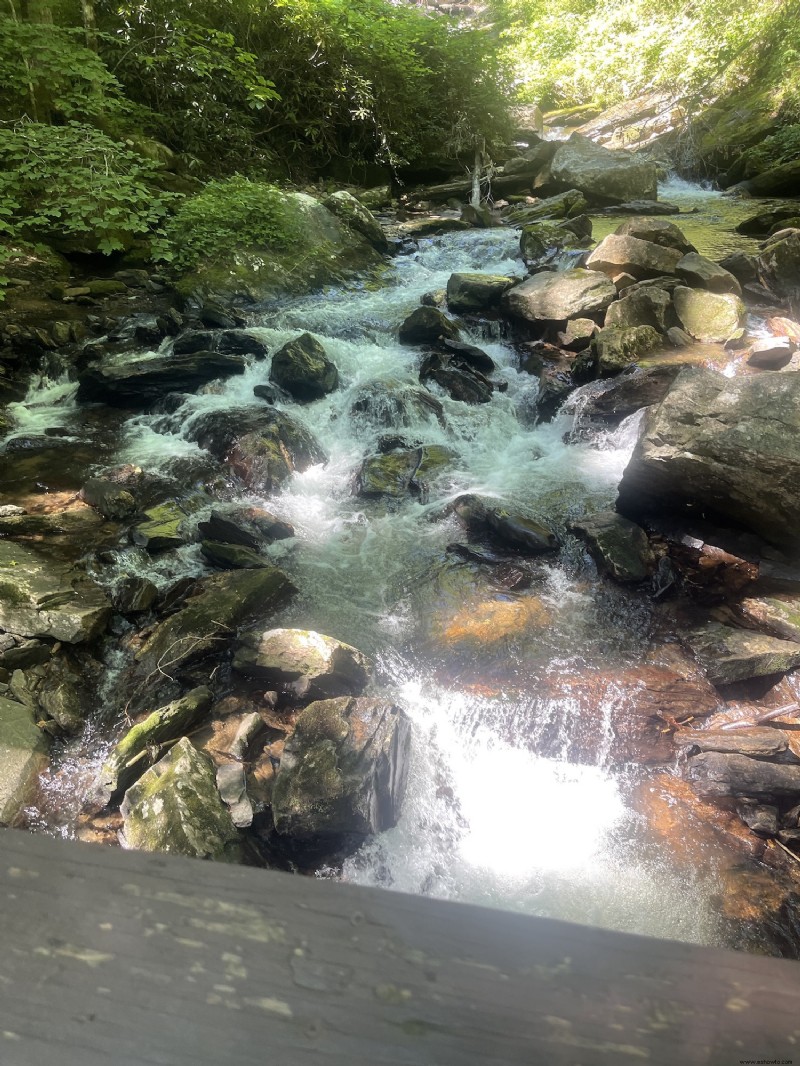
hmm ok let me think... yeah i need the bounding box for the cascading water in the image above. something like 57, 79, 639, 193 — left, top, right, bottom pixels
10, 181, 786, 948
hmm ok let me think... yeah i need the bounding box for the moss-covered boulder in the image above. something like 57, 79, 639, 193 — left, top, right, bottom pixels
453, 494, 558, 554
0, 695, 50, 825
593, 325, 661, 377
200, 540, 269, 570
323, 190, 388, 251
120, 738, 239, 859
356, 445, 454, 499
398, 306, 461, 345
94, 687, 213, 808
684, 622, 800, 686
131, 495, 208, 553
233, 628, 372, 699
604, 287, 672, 333
271, 697, 410, 853
673, 286, 745, 343
269, 332, 339, 402
446, 273, 514, 313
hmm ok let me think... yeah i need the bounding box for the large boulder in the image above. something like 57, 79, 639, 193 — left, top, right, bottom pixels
398, 306, 460, 345
77, 352, 246, 407
672, 286, 745, 342
675, 252, 742, 296
549, 134, 658, 203
586, 235, 682, 280
0, 696, 50, 825
502, 269, 615, 322
593, 325, 661, 376
357, 444, 454, 500
0, 541, 111, 644
614, 218, 695, 254
120, 738, 239, 859
579, 365, 681, 425
323, 190, 388, 251
271, 697, 410, 851
269, 332, 339, 402
233, 628, 372, 699
446, 273, 514, 313
616, 369, 800, 547
604, 287, 672, 333
683, 622, 800, 685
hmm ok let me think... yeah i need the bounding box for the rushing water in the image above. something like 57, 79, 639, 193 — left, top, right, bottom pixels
8, 182, 794, 949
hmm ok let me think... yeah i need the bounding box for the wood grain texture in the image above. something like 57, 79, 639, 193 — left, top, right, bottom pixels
0, 827, 798, 1065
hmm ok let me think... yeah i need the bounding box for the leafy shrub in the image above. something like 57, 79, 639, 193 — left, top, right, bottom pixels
154, 176, 299, 270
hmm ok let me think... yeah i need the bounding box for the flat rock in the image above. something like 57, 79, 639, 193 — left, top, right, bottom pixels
677, 727, 788, 758
684, 622, 800, 685
586, 234, 682, 281
687, 751, 800, 800
502, 269, 616, 322
233, 628, 373, 699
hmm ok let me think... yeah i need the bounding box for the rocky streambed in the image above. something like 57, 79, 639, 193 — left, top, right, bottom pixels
3, 161, 800, 954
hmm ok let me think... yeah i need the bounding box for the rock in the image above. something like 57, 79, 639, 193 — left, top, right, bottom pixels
614, 218, 695, 253
666, 326, 694, 347
737, 801, 779, 837
113, 577, 158, 614
173, 329, 269, 359
252, 383, 278, 403
419, 356, 493, 404
323, 190, 388, 251
216, 762, 253, 828
593, 325, 661, 377
569, 511, 654, 583
767, 317, 800, 343
79, 478, 137, 520
271, 697, 410, 852
77, 351, 246, 407
233, 628, 373, 699
196, 507, 293, 549
579, 365, 681, 425
349, 381, 445, 430
687, 751, 800, 800
748, 338, 795, 369
398, 306, 460, 344
28, 653, 95, 733
684, 622, 800, 685
0, 695, 49, 825
720, 252, 759, 286
737, 595, 800, 644
0, 640, 50, 672
131, 496, 207, 553
746, 159, 800, 197
549, 134, 658, 203
198, 301, 245, 330
677, 727, 788, 758
757, 230, 800, 303
120, 738, 239, 859
616, 368, 800, 547
604, 287, 672, 333
94, 687, 213, 808
453, 495, 558, 554
503, 189, 589, 224
0, 541, 111, 644
446, 273, 513, 313
439, 338, 496, 375
675, 252, 742, 296
136, 568, 296, 680
737, 208, 800, 237
535, 366, 574, 421
586, 235, 682, 281
356, 445, 453, 499
556, 318, 597, 350
502, 269, 615, 322
200, 541, 269, 570
269, 332, 339, 402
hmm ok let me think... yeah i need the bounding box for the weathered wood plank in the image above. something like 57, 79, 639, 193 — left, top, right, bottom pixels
0, 828, 798, 1065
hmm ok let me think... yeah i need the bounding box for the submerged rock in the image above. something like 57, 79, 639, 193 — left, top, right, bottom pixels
120, 737, 239, 859
77, 351, 246, 407
269, 332, 339, 402
271, 697, 410, 852
398, 306, 461, 345
233, 628, 373, 699
356, 445, 453, 500
349, 381, 445, 429
616, 368, 800, 547
0, 695, 49, 824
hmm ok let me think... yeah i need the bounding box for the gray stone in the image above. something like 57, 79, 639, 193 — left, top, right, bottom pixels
614, 218, 695, 253
569, 511, 654, 583
687, 751, 800, 800
398, 306, 460, 345
271, 697, 410, 849
586, 235, 682, 281
549, 134, 658, 203
502, 269, 616, 322
233, 628, 373, 699
323, 190, 388, 251
446, 273, 513, 313
616, 369, 800, 547
120, 738, 239, 859
672, 286, 746, 343
684, 622, 800, 685
269, 333, 339, 402
675, 252, 742, 296
604, 287, 672, 333
0, 695, 49, 825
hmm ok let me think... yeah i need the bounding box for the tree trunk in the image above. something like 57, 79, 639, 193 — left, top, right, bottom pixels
81, 0, 97, 50
470, 142, 481, 209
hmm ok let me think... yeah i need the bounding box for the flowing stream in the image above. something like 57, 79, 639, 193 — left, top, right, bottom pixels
8, 179, 797, 951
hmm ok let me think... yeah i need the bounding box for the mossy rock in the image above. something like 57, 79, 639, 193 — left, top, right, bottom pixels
0, 696, 50, 825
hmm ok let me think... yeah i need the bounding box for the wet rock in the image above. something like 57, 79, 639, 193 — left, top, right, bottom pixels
200, 541, 269, 570
23, 652, 97, 734
271, 697, 410, 852
398, 306, 461, 344
737, 800, 779, 837
747, 338, 795, 369
720, 252, 759, 287
131, 496, 207, 553
136, 568, 296, 680
678, 727, 788, 758
586, 234, 682, 280
0, 695, 49, 824
348, 381, 445, 429
580, 365, 681, 425
569, 511, 654, 583
120, 737, 239, 859
503, 189, 589, 224
684, 622, 800, 685
756, 230, 800, 303
675, 252, 742, 296
419, 355, 493, 404
737, 208, 800, 237
216, 762, 253, 828
616, 368, 800, 548
356, 445, 453, 499
269, 332, 339, 402
113, 577, 158, 614
94, 687, 213, 807
446, 272, 514, 313
196, 507, 293, 550
549, 134, 658, 203
0, 541, 111, 645
592, 325, 661, 377
77, 351, 247, 407
687, 751, 800, 800
439, 338, 496, 376
453, 494, 558, 554
323, 190, 388, 251
535, 365, 574, 422
198, 302, 245, 330
613, 218, 695, 254
556, 318, 597, 350
233, 628, 373, 699
79, 478, 137, 520
252, 383, 278, 403
173, 329, 269, 359
604, 287, 672, 333
737, 595, 800, 644
666, 326, 694, 348
502, 269, 616, 322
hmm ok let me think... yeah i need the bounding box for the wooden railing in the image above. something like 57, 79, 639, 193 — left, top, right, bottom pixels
0, 828, 798, 1065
